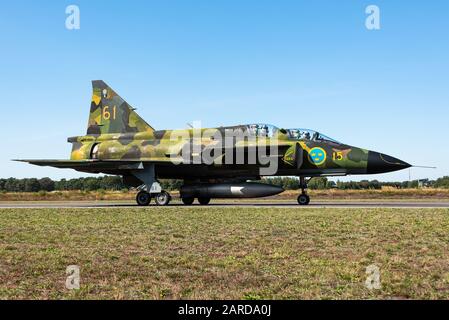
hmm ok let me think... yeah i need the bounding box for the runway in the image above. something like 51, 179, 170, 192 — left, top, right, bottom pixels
1, 200, 449, 209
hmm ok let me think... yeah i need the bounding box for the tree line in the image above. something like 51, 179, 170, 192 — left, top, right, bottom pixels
263, 176, 449, 190
0, 176, 448, 192
0, 177, 182, 192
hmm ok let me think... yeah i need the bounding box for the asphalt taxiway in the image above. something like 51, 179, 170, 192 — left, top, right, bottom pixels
0, 201, 448, 209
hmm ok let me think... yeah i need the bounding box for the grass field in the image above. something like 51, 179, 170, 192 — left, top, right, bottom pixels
1, 207, 449, 300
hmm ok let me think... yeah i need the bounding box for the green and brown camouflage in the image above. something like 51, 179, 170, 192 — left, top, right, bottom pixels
17, 81, 411, 204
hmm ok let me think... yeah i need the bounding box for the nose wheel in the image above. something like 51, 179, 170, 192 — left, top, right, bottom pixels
297, 177, 311, 206
297, 194, 310, 205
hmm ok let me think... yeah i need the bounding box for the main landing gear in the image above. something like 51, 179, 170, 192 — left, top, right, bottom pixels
181, 197, 195, 205
198, 197, 211, 205
297, 177, 311, 206
136, 190, 172, 206
136, 190, 152, 206
132, 164, 172, 206
180, 197, 211, 206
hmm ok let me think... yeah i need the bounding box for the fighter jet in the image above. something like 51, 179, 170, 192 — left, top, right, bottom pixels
17, 81, 411, 206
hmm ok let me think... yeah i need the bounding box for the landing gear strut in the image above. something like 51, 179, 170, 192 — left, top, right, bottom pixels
297, 177, 311, 206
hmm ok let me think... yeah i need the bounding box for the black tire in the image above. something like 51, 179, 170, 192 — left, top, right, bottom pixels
155, 191, 171, 206
198, 197, 211, 205
136, 191, 151, 206
297, 194, 310, 206
181, 197, 195, 205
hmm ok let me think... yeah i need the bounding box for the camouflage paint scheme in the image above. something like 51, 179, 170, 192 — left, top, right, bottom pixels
19, 81, 409, 187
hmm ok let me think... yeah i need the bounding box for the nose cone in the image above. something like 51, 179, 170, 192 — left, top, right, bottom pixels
367, 152, 411, 174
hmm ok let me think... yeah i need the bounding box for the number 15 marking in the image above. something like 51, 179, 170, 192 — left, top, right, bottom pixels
333, 151, 343, 161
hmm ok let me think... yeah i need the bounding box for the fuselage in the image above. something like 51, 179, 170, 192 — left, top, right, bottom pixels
68, 124, 410, 180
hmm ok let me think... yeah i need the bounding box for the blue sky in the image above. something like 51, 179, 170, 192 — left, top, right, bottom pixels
0, 0, 448, 181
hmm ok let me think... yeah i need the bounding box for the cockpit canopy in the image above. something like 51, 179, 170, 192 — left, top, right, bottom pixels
287, 128, 340, 143
247, 124, 279, 138
245, 124, 340, 143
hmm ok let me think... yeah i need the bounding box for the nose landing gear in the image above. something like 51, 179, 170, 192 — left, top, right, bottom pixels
297, 177, 311, 206
297, 193, 310, 205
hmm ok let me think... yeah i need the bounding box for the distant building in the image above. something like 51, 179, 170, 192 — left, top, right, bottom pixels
418, 179, 430, 188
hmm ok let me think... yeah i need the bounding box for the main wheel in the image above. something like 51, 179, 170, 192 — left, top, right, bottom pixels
136, 191, 151, 206
181, 197, 195, 205
297, 194, 310, 206
155, 191, 171, 206
198, 197, 211, 205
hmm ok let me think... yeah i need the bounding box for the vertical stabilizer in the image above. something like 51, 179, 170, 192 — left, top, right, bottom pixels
87, 80, 154, 135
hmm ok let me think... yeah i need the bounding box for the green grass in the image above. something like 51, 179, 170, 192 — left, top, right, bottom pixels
1, 207, 449, 299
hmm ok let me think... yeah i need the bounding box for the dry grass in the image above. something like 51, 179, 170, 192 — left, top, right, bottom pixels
1, 188, 449, 202
1, 207, 449, 300
0, 190, 132, 202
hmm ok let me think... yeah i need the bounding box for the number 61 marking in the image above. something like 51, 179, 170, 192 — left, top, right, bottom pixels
102, 106, 117, 120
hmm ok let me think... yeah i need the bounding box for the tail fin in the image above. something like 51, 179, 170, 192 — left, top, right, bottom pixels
87, 80, 154, 135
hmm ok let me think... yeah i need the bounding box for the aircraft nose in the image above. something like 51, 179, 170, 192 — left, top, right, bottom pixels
367, 151, 411, 174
